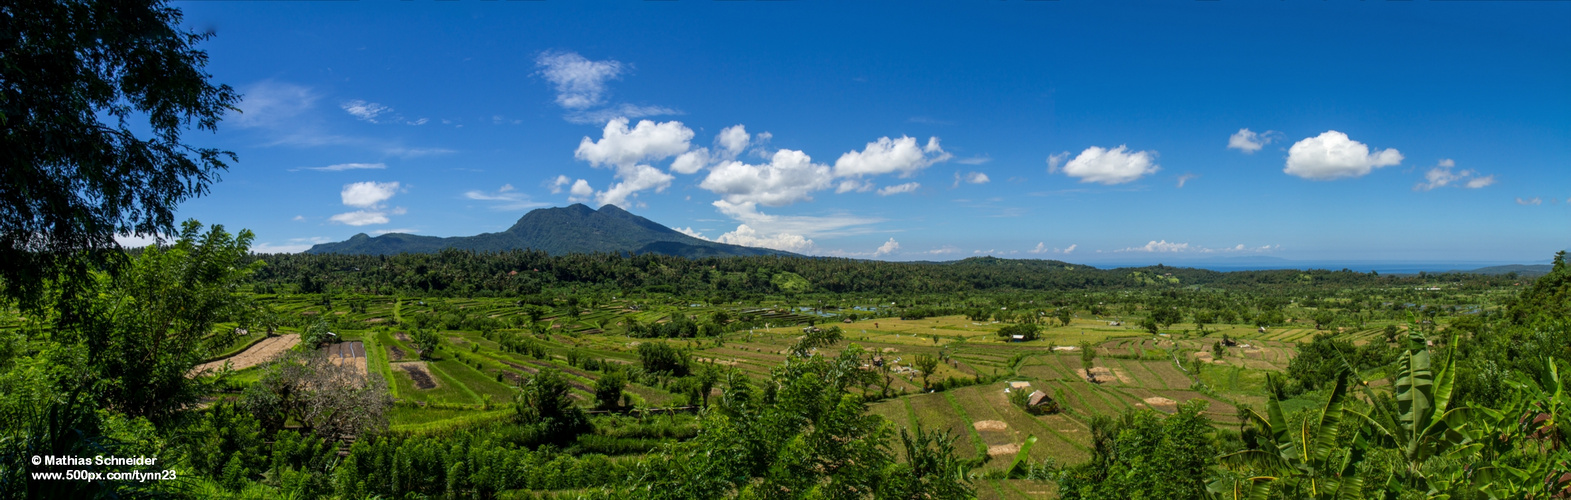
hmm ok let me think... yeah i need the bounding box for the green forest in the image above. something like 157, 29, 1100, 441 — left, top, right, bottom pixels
3, 1, 1569, 499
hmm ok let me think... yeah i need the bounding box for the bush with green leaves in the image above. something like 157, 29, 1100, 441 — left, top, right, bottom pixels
637, 341, 690, 377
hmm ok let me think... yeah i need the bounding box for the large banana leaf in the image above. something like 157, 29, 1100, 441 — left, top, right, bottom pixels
1311, 374, 1351, 464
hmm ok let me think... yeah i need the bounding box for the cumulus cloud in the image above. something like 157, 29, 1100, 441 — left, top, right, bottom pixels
573, 118, 694, 206
674, 227, 708, 240
330, 210, 391, 226
597, 164, 675, 207
1284, 131, 1402, 180
1415, 159, 1495, 191
1227, 128, 1282, 154
1058, 146, 1160, 185
1046, 152, 1070, 173
568, 179, 593, 203
464, 184, 547, 211
872, 238, 900, 257
331, 181, 402, 226
1517, 197, 1543, 206
536, 51, 624, 110
700, 149, 834, 206
1114, 240, 1278, 253
717, 125, 751, 157
296, 162, 386, 172
1119, 240, 1191, 253
341, 181, 400, 208
833, 136, 952, 178
575, 118, 694, 168
670, 149, 711, 175
549, 175, 572, 194
876, 182, 921, 196
712, 224, 815, 253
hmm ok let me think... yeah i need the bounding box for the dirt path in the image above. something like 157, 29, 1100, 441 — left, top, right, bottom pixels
189, 334, 300, 376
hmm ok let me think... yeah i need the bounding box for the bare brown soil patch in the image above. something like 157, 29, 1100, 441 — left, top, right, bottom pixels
363, 318, 385, 324
1142, 397, 1178, 411
323, 341, 367, 374
395, 332, 410, 342
189, 334, 300, 376
389, 346, 406, 360
987, 443, 1020, 456
1076, 367, 1123, 383
399, 363, 438, 389
973, 420, 1008, 431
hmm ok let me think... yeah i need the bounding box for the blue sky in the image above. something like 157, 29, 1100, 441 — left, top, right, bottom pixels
158, 0, 1570, 264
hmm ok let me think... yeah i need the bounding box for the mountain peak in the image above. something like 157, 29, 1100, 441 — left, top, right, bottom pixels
307, 204, 794, 258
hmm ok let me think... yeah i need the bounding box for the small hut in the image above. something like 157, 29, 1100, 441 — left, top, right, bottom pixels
1025, 390, 1061, 414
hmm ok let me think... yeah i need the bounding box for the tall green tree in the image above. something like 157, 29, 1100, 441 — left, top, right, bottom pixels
1, 0, 239, 312
87, 220, 259, 421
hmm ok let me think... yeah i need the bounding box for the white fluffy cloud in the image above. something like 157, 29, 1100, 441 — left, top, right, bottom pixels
700, 149, 834, 206
341, 181, 400, 208
1059, 146, 1160, 185
1114, 240, 1278, 253
669, 149, 711, 175
330, 210, 391, 226
1028, 242, 1076, 254
536, 51, 624, 110
712, 224, 815, 253
1284, 131, 1403, 180
597, 164, 674, 207
1227, 128, 1282, 154
876, 182, 921, 196
332, 181, 402, 226
549, 175, 572, 194
1415, 159, 1495, 191
573, 118, 694, 206
575, 118, 694, 169
872, 238, 900, 257
833, 136, 952, 178
1121, 240, 1190, 253
1517, 197, 1543, 206
717, 125, 751, 157
568, 179, 593, 202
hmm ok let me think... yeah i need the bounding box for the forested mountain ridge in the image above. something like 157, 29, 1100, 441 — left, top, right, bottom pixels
303, 204, 793, 258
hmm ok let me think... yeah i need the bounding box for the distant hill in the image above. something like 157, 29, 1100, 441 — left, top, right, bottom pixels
305, 204, 793, 258
1458, 264, 1554, 277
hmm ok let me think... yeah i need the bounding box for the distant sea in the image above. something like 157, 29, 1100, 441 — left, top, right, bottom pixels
1076, 258, 1546, 274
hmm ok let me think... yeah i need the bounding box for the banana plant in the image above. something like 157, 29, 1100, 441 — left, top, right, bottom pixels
1211, 372, 1367, 499
1347, 333, 1478, 497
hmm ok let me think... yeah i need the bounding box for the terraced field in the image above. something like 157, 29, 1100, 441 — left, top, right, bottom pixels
203, 295, 1367, 498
